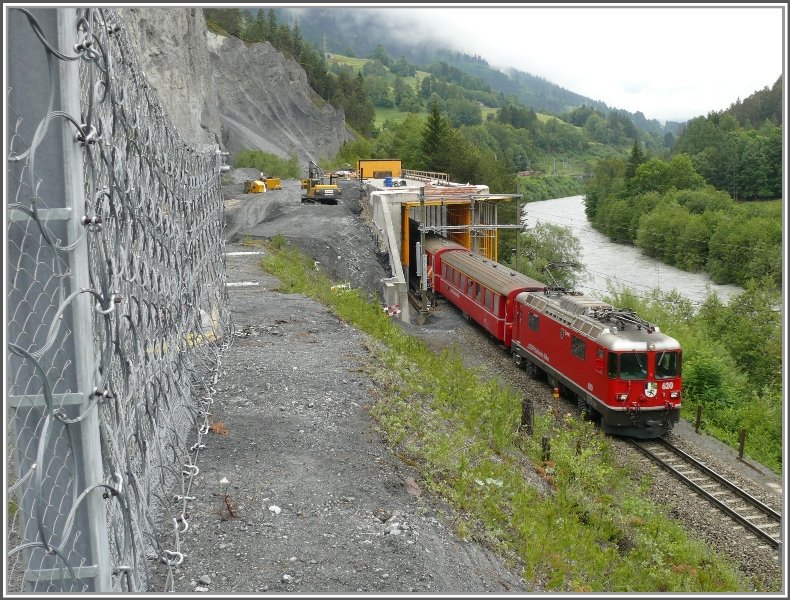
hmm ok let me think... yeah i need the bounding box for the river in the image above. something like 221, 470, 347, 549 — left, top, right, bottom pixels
521, 195, 744, 306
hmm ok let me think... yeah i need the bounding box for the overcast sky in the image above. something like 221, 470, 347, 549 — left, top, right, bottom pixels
370, 4, 785, 123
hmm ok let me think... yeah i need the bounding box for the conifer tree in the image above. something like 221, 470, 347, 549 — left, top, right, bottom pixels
292, 22, 303, 59
625, 139, 647, 180
266, 9, 277, 40
420, 100, 452, 173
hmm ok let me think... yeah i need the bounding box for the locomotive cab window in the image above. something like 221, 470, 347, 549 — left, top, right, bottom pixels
619, 352, 647, 380
655, 351, 680, 379
571, 335, 586, 360
607, 352, 618, 378
528, 313, 539, 331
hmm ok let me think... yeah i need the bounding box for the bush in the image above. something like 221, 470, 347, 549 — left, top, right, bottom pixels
234, 150, 301, 179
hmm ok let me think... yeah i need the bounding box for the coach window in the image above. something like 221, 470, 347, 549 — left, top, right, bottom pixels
493, 295, 500, 315
571, 336, 586, 360
442, 264, 447, 279
528, 313, 539, 332
468, 279, 475, 296
460, 274, 466, 290
476, 284, 483, 304
485, 288, 493, 310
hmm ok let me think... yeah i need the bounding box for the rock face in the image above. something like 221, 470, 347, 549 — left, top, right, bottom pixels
206, 32, 354, 165
120, 8, 221, 147
119, 8, 353, 165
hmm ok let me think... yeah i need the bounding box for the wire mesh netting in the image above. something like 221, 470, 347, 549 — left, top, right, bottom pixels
6, 7, 231, 592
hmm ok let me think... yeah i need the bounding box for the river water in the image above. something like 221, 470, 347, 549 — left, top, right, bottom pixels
521, 195, 744, 306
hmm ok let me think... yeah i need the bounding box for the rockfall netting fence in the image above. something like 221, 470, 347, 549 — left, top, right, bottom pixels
6, 8, 231, 592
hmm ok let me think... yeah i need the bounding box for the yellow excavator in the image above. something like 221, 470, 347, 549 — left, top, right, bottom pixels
301, 161, 341, 205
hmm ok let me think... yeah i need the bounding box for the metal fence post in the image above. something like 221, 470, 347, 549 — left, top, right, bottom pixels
58, 8, 112, 592
6, 7, 110, 591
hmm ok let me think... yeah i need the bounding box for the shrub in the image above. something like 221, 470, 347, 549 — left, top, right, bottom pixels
234, 150, 301, 179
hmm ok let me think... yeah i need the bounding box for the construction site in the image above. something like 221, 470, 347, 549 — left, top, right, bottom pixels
360, 160, 523, 323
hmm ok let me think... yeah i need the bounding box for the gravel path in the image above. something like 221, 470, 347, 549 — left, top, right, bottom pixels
149, 241, 526, 593
150, 171, 783, 593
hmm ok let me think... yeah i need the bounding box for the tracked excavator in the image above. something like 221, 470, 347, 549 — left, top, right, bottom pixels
301, 161, 341, 205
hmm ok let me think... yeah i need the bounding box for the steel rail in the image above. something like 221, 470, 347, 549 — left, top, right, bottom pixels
630, 439, 781, 550
655, 437, 781, 521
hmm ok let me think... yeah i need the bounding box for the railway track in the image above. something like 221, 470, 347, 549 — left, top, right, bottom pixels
630, 437, 782, 551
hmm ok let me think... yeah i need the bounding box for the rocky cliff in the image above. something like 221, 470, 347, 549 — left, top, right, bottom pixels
120, 8, 353, 164
121, 8, 221, 147
206, 32, 354, 165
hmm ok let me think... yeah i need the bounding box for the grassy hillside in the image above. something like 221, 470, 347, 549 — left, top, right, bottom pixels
374, 106, 420, 128
326, 54, 367, 73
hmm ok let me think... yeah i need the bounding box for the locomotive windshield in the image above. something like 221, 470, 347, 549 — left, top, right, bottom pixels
655, 351, 680, 379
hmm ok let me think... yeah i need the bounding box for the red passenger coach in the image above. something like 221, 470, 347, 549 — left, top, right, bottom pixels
423, 236, 545, 347
511, 291, 682, 438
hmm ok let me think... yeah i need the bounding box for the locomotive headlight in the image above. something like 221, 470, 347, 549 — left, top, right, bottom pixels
616, 393, 628, 402
669, 391, 681, 399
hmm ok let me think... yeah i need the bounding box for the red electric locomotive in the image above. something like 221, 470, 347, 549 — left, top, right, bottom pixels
511, 291, 682, 438
422, 235, 682, 439
423, 237, 544, 347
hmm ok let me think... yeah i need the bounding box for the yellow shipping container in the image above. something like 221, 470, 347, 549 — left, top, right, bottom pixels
356, 159, 402, 179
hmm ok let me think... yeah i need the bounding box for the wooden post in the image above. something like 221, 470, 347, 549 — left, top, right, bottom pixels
695, 404, 702, 433
738, 428, 746, 460
541, 436, 551, 462
519, 396, 533, 436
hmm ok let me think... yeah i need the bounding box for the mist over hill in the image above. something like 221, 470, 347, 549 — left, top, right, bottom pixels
274, 7, 685, 136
